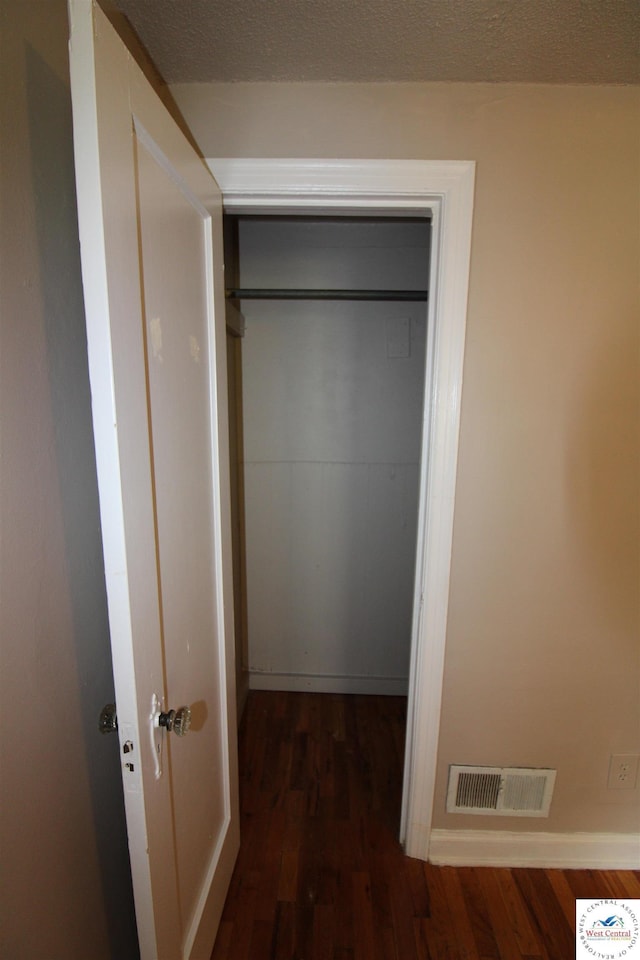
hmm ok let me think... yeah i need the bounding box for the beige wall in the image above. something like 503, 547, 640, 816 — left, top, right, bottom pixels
172, 80, 640, 836
0, 2, 138, 955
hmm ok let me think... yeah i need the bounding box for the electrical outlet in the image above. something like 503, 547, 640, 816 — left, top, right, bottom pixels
607, 754, 640, 790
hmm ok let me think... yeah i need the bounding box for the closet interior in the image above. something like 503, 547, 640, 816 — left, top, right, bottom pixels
224, 215, 431, 717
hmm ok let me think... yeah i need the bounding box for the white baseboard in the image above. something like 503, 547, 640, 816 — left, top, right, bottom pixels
428, 828, 640, 870
248, 670, 409, 696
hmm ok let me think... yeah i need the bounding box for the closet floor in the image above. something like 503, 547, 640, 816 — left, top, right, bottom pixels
211, 690, 639, 960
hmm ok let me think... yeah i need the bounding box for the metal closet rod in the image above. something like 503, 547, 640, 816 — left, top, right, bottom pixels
225, 288, 429, 302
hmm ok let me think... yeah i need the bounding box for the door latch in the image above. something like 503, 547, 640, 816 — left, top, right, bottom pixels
150, 694, 192, 780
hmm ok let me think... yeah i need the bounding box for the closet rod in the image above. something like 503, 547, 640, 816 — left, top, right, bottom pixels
226, 288, 429, 302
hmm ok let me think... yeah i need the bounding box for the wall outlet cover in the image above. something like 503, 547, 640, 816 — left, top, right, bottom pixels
607, 754, 640, 790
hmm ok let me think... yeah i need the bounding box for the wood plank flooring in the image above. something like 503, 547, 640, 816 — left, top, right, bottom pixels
212, 690, 639, 960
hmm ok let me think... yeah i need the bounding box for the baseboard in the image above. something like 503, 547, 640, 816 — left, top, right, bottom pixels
428, 828, 640, 870
248, 670, 409, 696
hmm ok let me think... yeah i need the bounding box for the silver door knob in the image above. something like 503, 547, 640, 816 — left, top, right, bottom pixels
158, 706, 191, 736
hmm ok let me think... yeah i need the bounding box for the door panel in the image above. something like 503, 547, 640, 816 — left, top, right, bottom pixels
68, 3, 239, 957
136, 134, 227, 940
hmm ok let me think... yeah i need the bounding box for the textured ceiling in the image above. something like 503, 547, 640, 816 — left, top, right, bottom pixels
111, 0, 640, 84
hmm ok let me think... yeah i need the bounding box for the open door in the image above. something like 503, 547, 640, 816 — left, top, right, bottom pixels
68, 2, 239, 957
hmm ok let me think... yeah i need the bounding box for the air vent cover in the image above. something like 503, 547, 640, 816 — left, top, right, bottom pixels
446, 765, 556, 817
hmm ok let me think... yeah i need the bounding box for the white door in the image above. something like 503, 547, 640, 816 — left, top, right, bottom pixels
68, 3, 239, 958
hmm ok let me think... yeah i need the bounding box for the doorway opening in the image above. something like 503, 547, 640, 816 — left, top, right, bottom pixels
224, 213, 431, 839
210, 157, 475, 860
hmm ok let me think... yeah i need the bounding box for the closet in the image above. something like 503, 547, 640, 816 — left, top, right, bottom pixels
225, 216, 431, 714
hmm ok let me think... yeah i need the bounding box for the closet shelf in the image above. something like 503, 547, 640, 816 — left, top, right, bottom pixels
225, 288, 429, 302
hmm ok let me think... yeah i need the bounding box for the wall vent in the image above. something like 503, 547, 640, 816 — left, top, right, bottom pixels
446, 765, 556, 817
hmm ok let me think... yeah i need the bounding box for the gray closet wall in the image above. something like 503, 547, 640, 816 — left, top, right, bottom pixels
231, 218, 430, 694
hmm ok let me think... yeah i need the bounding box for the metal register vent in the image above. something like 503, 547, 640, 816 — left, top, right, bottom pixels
446, 765, 556, 817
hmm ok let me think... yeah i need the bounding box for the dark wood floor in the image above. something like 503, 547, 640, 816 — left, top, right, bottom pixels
212, 690, 639, 960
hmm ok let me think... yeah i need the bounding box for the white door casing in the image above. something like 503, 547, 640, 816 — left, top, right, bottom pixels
208, 159, 475, 860
68, 3, 239, 958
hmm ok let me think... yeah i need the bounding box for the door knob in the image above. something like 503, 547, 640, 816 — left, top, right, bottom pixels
99, 702, 118, 734
157, 706, 191, 736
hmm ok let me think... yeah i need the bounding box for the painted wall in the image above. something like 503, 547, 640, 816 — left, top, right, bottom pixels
237, 219, 428, 691
171, 81, 640, 836
0, 2, 138, 956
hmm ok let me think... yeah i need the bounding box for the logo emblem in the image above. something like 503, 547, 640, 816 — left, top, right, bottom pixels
576, 900, 640, 959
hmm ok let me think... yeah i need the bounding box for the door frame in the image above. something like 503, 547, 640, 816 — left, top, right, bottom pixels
208, 158, 475, 860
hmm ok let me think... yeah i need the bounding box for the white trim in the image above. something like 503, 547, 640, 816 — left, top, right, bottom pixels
429, 829, 640, 870
208, 159, 475, 861
249, 671, 409, 697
